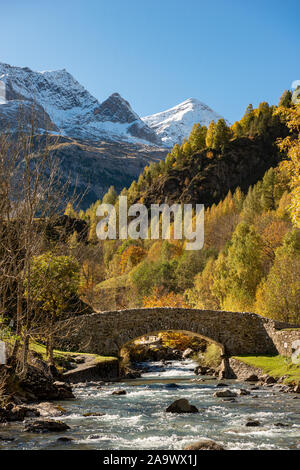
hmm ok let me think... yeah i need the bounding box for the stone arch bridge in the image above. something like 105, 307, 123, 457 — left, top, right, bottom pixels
55, 308, 296, 359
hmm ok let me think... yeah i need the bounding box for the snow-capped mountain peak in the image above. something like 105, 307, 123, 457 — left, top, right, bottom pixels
142, 97, 225, 147
0, 62, 161, 145
0, 62, 228, 148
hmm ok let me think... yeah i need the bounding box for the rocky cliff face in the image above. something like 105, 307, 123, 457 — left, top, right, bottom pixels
140, 135, 284, 208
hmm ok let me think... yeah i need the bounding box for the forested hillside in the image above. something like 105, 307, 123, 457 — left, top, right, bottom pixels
69, 91, 299, 324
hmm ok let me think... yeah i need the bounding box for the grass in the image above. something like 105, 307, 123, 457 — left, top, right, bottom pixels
281, 328, 300, 331
30, 341, 118, 364
234, 355, 300, 384
96, 273, 130, 290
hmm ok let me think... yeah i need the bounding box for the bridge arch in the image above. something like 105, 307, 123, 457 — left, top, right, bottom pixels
55, 307, 285, 357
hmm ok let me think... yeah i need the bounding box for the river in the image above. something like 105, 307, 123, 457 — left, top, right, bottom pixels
1, 359, 300, 450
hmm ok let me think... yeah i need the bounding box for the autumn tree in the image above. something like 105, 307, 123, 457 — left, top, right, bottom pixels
212, 222, 263, 311
143, 287, 188, 308
25, 252, 80, 364
277, 103, 300, 227
213, 118, 232, 149
205, 121, 216, 148
185, 257, 220, 310
255, 230, 300, 323
189, 123, 207, 152
102, 185, 117, 206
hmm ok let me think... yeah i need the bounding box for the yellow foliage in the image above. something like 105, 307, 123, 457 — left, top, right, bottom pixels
120, 245, 146, 273
143, 287, 188, 308
277, 104, 300, 227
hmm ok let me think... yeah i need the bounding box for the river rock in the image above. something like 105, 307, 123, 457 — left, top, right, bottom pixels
166, 399, 199, 413
165, 383, 179, 389
83, 412, 106, 417
194, 365, 214, 376
245, 419, 261, 427
24, 419, 70, 433
33, 402, 66, 417
56, 436, 74, 442
112, 390, 126, 395
123, 368, 141, 379
19, 365, 75, 401
184, 439, 225, 450
260, 375, 277, 384
294, 383, 300, 393
213, 389, 237, 398
237, 388, 250, 396
2, 404, 40, 422
216, 383, 228, 387
244, 374, 259, 382
182, 348, 194, 359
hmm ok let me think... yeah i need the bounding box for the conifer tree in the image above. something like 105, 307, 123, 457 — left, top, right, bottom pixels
206, 121, 216, 148
278, 90, 292, 108
189, 123, 207, 152
102, 185, 117, 206
214, 118, 232, 149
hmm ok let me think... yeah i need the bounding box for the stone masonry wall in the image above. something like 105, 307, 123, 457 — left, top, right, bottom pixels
54, 308, 299, 357
265, 324, 300, 357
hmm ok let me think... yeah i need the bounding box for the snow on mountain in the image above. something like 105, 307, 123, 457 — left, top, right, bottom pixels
142, 98, 225, 147
0, 63, 161, 145
0, 63, 228, 149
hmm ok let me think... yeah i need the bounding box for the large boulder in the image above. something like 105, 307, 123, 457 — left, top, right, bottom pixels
24, 419, 70, 433
19, 365, 75, 401
213, 389, 237, 398
184, 439, 225, 450
0, 404, 40, 422
166, 399, 199, 414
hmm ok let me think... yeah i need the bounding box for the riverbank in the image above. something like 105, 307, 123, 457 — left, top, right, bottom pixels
229, 355, 300, 387
1, 359, 300, 450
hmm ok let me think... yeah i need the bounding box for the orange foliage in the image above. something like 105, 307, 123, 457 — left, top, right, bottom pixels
143, 287, 188, 308
120, 245, 146, 273
260, 219, 289, 262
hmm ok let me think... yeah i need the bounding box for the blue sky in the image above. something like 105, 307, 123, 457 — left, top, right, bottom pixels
1, 0, 299, 122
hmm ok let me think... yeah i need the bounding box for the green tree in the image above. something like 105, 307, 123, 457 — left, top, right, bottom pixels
212, 222, 263, 311
131, 259, 177, 297
255, 231, 300, 323
102, 185, 117, 205
25, 253, 80, 364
